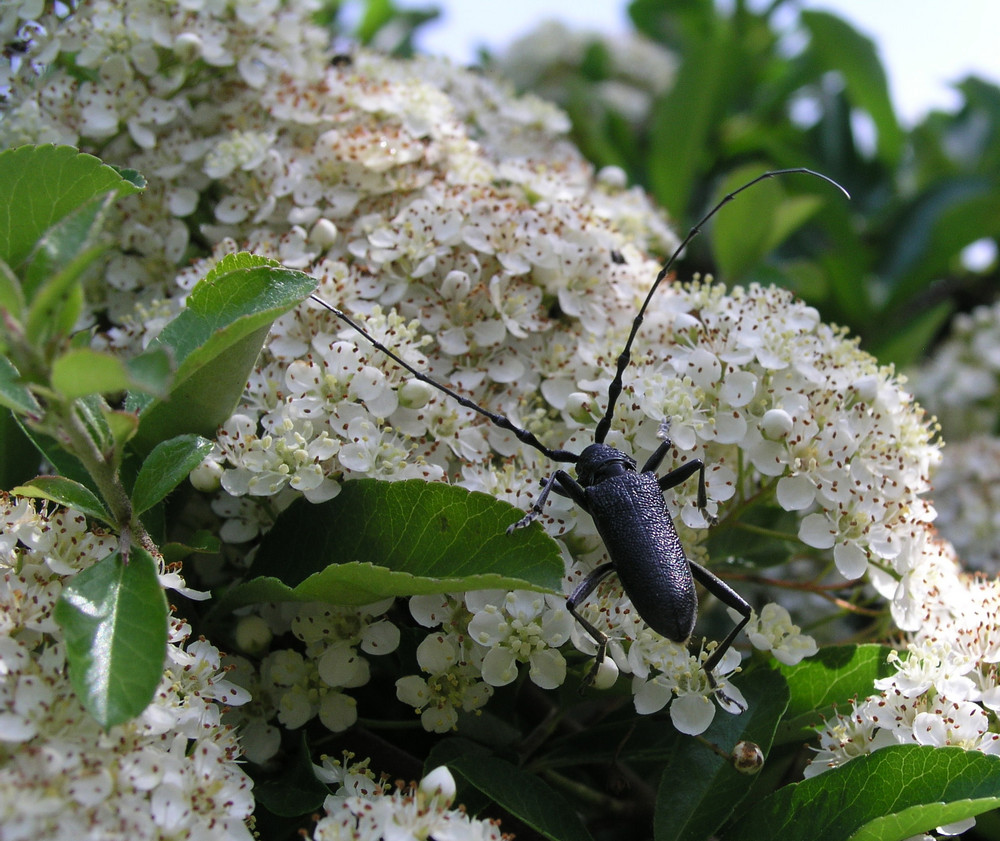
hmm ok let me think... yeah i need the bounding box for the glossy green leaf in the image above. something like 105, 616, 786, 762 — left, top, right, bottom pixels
214, 479, 564, 611
124, 346, 173, 398
776, 644, 895, 742
53, 547, 168, 728
22, 191, 115, 303
130, 253, 317, 451
13, 416, 95, 491
430, 740, 595, 841
0, 145, 142, 270
653, 667, 788, 841
801, 11, 904, 166
252, 735, 330, 817
12, 475, 111, 523
648, 22, 737, 217
131, 434, 214, 514
723, 746, 1000, 841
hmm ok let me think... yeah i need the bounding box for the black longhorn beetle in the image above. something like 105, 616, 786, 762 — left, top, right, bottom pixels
310, 168, 848, 705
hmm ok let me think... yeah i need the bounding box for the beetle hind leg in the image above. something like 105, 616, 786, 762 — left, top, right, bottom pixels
565, 561, 616, 689
688, 559, 753, 712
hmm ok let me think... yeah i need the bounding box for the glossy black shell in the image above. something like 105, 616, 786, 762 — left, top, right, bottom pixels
582, 462, 697, 643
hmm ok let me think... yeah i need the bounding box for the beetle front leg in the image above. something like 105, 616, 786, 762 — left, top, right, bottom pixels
689, 559, 752, 711
506, 470, 588, 533
654, 445, 715, 525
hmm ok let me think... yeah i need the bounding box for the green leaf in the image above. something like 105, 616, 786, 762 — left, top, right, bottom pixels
252, 735, 330, 817
13, 416, 96, 492
356, 0, 394, 43
130, 253, 317, 452
0, 255, 24, 317
881, 177, 1000, 311
53, 547, 168, 728
801, 11, 904, 166
131, 434, 214, 515
0, 408, 39, 488
536, 667, 786, 779
871, 300, 954, 369
50, 347, 138, 399
161, 530, 221, 566
0, 145, 142, 270
648, 22, 738, 218
22, 191, 115, 301
12, 475, 111, 523
430, 741, 595, 841
72, 392, 117, 458
0, 355, 41, 415
711, 166, 829, 280
723, 745, 1000, 841
214, 479, 564, 611
652, 667, 789, 841
124, 346, 173, 399
776, 644, 895, 742
49, 345, 169, 404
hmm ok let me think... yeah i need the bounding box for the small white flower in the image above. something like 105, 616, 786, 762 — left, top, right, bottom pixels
743, 603, 818, 666
466, 590, 572, 689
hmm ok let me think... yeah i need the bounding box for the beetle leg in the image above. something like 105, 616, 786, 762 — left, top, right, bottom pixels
689, 559, 752, 712
566, 561, 617, 688
656, 456, 715, 524
506, 470, 587, 533
640, 438, 673, 473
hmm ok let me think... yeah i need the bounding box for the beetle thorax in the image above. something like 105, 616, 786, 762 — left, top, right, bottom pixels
575, 444, 637, 487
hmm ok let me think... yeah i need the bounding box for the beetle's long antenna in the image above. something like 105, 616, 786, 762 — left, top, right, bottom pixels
309, 295, 580, 464
593, 167, 850, 445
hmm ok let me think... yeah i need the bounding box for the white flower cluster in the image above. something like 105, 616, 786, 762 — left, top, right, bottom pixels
0, 494, 253, 840
0, 0, 67, 95
495, 19, 677, 124
224, 600, 401, 762
909, 299, 1000, 441
0, 0, 939, 745
908, 299, 1000, 574
805, 530, 1000, 839
924, 436, 1000, 572
311, 756, 505, 841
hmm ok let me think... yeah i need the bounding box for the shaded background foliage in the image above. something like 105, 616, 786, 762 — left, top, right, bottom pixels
346, 0, 1000, 371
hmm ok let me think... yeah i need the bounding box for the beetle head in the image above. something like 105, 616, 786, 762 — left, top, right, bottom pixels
576, 443, 636, 487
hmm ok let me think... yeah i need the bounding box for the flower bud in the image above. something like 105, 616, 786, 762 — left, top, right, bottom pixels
189, 458, 223, 492
235, 615, 272, 656
565, 392, 595, 424
399, 378, 433, 409
419, 766, 456, 807
760, 408, 793, 440
590, 654, 619, 690
310, 218, 339, 248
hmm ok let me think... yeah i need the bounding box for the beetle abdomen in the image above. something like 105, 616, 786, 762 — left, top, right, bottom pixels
586, 472, 697, 642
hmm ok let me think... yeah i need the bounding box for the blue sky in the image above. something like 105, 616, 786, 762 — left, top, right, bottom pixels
414, 1, 998, 125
